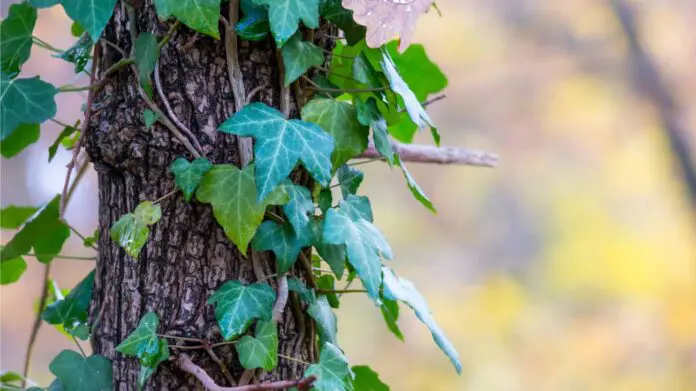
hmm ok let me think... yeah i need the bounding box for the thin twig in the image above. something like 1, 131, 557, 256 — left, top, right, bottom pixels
21, 264, 51, 388
158, 334, 207, 343
318, 289, 367, 294
277, 353, 311, 366
32, 36, 63, 53
152, 188, 179, 204
158, 20, 180, 51
359, 142, 499, 167
65, 222, 98, 251
308, 85, 387, 94
205, 345, 236, 386
72, 335, 87, 357
246, 84, 269, 103
298, 253, 317, 290
25, 253, 96, 261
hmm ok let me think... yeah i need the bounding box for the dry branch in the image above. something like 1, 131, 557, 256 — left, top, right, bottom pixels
359, 142, 499, 167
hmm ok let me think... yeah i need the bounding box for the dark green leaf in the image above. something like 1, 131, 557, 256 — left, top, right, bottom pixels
55, 33, 93, 73
143, 109, 158, 129
61, 0, 118, 40
49, 350, 112, 391
115, 312, 161, 366
319, 0, 366, 45
155, 0, 221, 38
2, 123, 39, 160
356, 97, 394, 165
382, 267, 461, 373
110, 201, 162, 259
41, 271, 95, 339
1, 72, 58, 141
317, 187, 332, 214
380, 298, 404, 341
282, 182, 314, 235
71, 22, 85, 37
304, 343, 351, 391
301, 98, 369, 169
196, 164, 289, 254
236, 320, 278, 371
1, 195, 69, 264
0, 256, 26, 285
219, 103, 335, 201
287, 276, 316, 304
48, 124, 78, 162
235, 0, 270, 41
315, 275, 339, 308
307, 295, 337, 345
0, 2, 37, 75
208, 280, 276, 340
395, 155, 436, 212
134, 32, 160, 92
385, 42, 447, 101
351, 365, 390, 390
170, 157, 213, 202
281, 32, 324, 86
307, 218, 346, 278
336, 165, 363, 199
250, 0, 320, 46
251, 220, 309, 273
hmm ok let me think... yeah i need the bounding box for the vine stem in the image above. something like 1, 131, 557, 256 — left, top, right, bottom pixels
177, 355, 316, 391
278, 353, 311, 366
32, 36, 63, 53
318, 289, 367, 294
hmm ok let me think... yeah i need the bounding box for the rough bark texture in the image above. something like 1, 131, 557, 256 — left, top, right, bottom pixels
85, 3, 319, 389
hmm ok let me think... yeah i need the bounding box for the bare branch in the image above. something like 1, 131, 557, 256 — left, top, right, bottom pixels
272, 276, 289, 322
359, 142, 499, 167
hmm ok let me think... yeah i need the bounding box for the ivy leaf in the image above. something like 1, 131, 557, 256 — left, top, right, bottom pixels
110, 201, 162, 259
287, 276, 316, 304
343, 0, 434, 50
250, 0, 320, 46
55, 33, 93, 73
340, 194, 372, 222
0, 123, 39, 158
0, 256, 27, 285
30, 0, 60, 8
319, 0, 365, 45
195, 164, 289, 254
155, 0, 221, 38
307, 295, 337, 345
0, 205, 37, 229
251, 220, 309, 273
235, 0, 270, 41
381, 267, 462, 373
301, 98, 369, 169
61, 0, 118, 40
208, 280, 276, 340
138, 338, 169, 390
307, 219, 346, 278
385, 42, 447, 101
282, 182, 314, 235
236, 320, 278, 371
170, 157, 213, 202
83, 229, 99, 248
115, 312, 161, 367
336, 165, 363, 199
49, 350, 112, 391
0, 2, 37, 75
315, 275, 339, 308
134, 32, 160, 92
317, 187, 333, 214
281, 32, 324, 86
356, 98, 395, 165
323, 201, 391, 300
1, 72, 58, 141
380, 298, 404, 341
218, 103, 335, 201
305, 343, 352, 391
41, 271, 95, 339
1, 195, 70, 264
351, 365, 390, 390
143, 109, 159, 129
395, 155, 436, 212
48, 123, 79, 162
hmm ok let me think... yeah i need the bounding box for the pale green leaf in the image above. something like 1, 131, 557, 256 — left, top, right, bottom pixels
340, 194, 372, 222
0, 205, 37, 229
195, 164, 288, 254
156, 0, 221, 38
1, 72, 58, 141
251, 220, 309, 273
351, 365, 390, 390
395, 155, 436, 212
61, 0, 118, 40
282, 182, 314, 235
0, 123, 39, 158
305, 342, 352, 391
49, 350, 112, 391
236, 320, 278, 371
110, 202, 162, 259
134, 32, 160, 91
381, 267, 461, 373
208, 280, 276, 340
218, 103, 335, 201
0, 2, 37, 75
281, 32, 324, 86
41, 271, 95, 339
170, 157, 213, 202
301, 98, 369, 170
250, 0, 319, 46
307, 296, 337, 345
0, 256, 27, 285
336, 165, 363, 199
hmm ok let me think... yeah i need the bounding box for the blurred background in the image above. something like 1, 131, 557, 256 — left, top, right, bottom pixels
2, 0, 696, 389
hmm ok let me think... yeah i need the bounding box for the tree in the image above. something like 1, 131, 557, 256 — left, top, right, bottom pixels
0, 0, 497, 390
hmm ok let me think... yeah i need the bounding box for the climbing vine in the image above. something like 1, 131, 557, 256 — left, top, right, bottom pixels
1, 0, 498, 390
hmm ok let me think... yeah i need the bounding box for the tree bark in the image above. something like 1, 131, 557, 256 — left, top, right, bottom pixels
85, 3, 317, 389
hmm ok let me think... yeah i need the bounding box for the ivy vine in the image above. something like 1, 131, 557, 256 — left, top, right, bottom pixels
0, 0, 500, 389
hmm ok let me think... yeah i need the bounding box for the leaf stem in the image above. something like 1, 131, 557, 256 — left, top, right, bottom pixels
64, 221, 98, 251
49, 118, 74, 128
72, 335, 87, 357
307, 85, 388, 94
348, 157, 382, 166
32, 36, 63, 53
278, 353, 311, 366
21, 264, 51, 387
209, 340, 238, 349
264, 211, 285, 224
152, 189, 178, 204
24, 253, 96, 261
158, 333, 207, 343
158, 20, 181, 51
318, 289, 367, 294
58, 85, 93, 93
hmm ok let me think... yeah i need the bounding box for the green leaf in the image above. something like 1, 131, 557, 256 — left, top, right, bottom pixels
134, 32, 160, 92
110, 201, 162, 259
30, 0, 60, 8
0, 370, 22, 385
0, 195, 70, 264
340, 194, 372, 222
322, 199, 391, 300
351, 365, 390, 390
219, 103, 335, 201
115, 312, 161, 366
41, 271, 95, 339
156, 0, 221, 38
307, 218, 346, 278
0, 205, 37, 229
395, 155, 436, 212
381, 267, 462, 373
305, 342, 351, 391
71, 21, 85, 36
356, 97, 395, 165
82, 229, 99, 248
319, 0, 365, 45
317, 187, 333, 214
282, 182, 314, 235
48, 124, 79, 162
138, 338, 169, 390
336, 165, 363, 199
307, 295, 337, 346
281, 32, 324, 86
1, 72, 58, 141
301, 98, 369, 169
55, 33, 93, 73
251, 220, 309, 273
195, 164, 288, 254
0, 256, 27, 285
208, 280, 276, 340
143, 109, 159, 129
236, 320, 278, 371
315, 275, 339, 308
385, 42, 447, 102
61, 0, 118, 40
0, 123, 39, 158
170, 157, 213, 202
235, 0, 270, 41
250, 0, 319, 46
0, 2, 37, 75
49, 350, 112, 391
380, 298, 404, 341
287, 276, 316, 304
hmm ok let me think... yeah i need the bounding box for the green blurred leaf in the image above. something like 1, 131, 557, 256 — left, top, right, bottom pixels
208, 280, 276, 340
304, 342, 351, 391
307, 218, 346, 278
0, 256, 26, 285
134, 32, 160, 92
356, 97, 394, 165
0, 2, 37, 75
0, 204, 38, 229
83, 229, 99, 248
71, 22, 85, 37
30, 0, 60, 8
281, 32, 324, 86
315, 275, 339, 308
41, 271, 95, 340
351, 365, 390, 390
236, 320, 278, 371
250, 0, 319, 46
49, 350, 112, 391
319, 0, 365, 45
61, 0, 118, 40
395, 155, 436, 213
110, 201, 162, 259
379, 298, 404, 341
307, 296, 337, 346
137, 338, 169, 390
48, 124, 79, 162
155, 0, 221, 38
143, 109, 158, 129
170, 157, 213, 202
55, 33, 93, 73
1, 72, 58, 141
317, 187, 333, 214
336, 165, 364, 199
0, 123, 39, 158
287, 276, 316, 304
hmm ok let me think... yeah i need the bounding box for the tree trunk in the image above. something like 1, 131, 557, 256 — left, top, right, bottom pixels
85, 3, 317, 389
